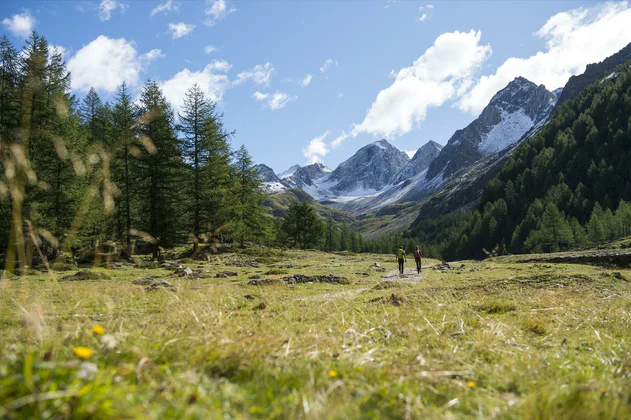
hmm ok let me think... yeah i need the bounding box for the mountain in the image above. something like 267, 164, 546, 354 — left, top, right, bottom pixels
415, 59, 631, 260
326, 139, 409, 196
554, 41, 631, 109
392, 140, 442, 184
426, 77, 556, 182
278, 165, 301, 179
263, 188, 355, 224
281, 163, 332, 197
255, 164, 290, 193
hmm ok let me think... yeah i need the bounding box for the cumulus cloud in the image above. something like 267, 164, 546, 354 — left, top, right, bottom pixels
350, 30, 491, 140
168, 22, 196, 39
418, 13, 431, 22
68, 35, 161, 93
204, 45, 217, 54
234, 62, 275, 86
303, 131, 330, 164
300, 74, 313, 87
320, 59, 338, 73
160, 60, 232, 112
2, 10, 36, 38
252, 91, 268, 101
99, 0, 127, 21
205, 0, 235, 26
253, 91, 296, 110
150, 0, 178, 16
458, 2, 631, 114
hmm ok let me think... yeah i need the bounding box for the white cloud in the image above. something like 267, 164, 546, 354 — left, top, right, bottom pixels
68, 35, 159, 93
418, 13, 431, 22
234, 62, 275, 86
205, 0, 235, 26
320, 59, 338, 73
160, 60, 232, 112
303, 131, 330, 164
150, 0, 178, 16
140, 48, 165, 62
331, 131, 348, 148
269, 92, 296, 110
350, 30, 491, 140
300, 74, 313, 87
253, 91, 296, 110
99, 0, 127, 21
204, 45, 217, 54
336, 92, 344, 98
253, 91, 268, 101
168, 22, 196, 39
2, 10, 36, 38
458, 2, 631, 114
427, 4, 434, 9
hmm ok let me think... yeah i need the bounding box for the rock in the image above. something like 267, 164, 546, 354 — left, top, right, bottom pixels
253, 302, 267, 310
133, 277, 155, 285
61, 270, 111, 281
248, 278, 283, 286
215, 273, 227, 278
217, 271, 238, 277
176, 266, 193, 276
145, 279, 176, 292
374, 263, 381, 268
248, 274, 262, 280
243, 295, 256, 300
612, 272, 629, 281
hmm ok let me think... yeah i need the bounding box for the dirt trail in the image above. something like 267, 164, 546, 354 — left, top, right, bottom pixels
295, 263, 434, 302
380, 263, 433, 285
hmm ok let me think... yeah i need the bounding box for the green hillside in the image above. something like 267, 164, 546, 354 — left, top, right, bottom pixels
263, 188, 356, 224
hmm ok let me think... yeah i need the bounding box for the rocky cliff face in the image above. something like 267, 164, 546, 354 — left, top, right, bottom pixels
255, 164, 290, 193
554, 42, 631, 109
426, 77, 556, 182
393, 140, 442, 185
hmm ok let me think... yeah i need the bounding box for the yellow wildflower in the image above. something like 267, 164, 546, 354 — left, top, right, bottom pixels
329, 370, 338, 378
467, 381, 476, 388
74, 346, 93, 360
92, 324, 105, 336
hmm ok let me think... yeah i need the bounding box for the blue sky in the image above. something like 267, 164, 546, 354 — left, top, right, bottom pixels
2, 0, 631, 173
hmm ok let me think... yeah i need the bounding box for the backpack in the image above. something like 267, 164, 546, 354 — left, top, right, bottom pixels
397, 249, 404, 259
414, 249, 422, 259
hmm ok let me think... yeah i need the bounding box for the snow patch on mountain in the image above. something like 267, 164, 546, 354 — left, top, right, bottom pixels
478, 109, 533, 155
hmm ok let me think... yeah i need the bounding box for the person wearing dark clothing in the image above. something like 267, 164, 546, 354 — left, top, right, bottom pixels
396, 246, 406, 275
413, 246, 422, 274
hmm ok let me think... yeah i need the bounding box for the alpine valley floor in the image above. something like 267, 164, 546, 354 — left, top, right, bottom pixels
1, 248, 631, 419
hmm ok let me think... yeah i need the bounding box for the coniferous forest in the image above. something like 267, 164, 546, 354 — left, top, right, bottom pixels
0, 33, 364, 273
409, 60, 631, 259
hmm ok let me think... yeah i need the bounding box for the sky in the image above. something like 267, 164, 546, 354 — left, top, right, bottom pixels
2, 0, 631, 174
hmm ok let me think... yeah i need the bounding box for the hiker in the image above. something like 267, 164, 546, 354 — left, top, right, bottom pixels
414, 246, 422, 274
396, 246, 406, 275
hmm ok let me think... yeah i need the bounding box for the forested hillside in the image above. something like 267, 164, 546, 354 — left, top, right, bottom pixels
0, 33, 275, 270
410, 61, 631, 259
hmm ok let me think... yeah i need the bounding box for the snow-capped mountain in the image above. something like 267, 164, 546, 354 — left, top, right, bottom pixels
255, 164, 290, 193
425, 77, 556, 182
326, 139, 410, 196
278, 165, 301, 179
281, 162, 332, 196
392, 140, 442, 185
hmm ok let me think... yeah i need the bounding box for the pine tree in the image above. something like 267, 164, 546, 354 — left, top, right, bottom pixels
111, 82, 136, 255
281, 202, 325, 249
136, 80, 184, 259
230, 145, 269, 248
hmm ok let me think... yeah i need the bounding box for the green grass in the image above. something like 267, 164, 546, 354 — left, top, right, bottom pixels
1, 249, 631, 418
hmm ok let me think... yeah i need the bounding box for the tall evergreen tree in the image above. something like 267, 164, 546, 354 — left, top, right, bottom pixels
230, 145, 269, 247
136, 80, 184, 259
